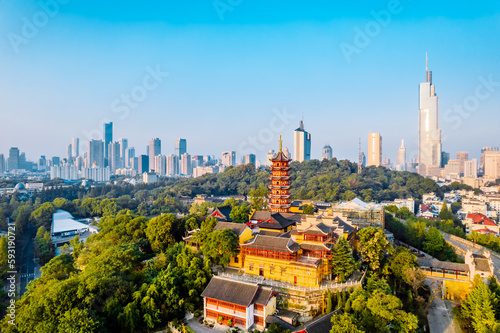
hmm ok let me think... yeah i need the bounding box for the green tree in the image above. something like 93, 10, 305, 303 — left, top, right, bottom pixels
0, 207, 7, 230
460, 280, 500, 333
331, 237, 357, 282
248, 184, 268, 210
145, 214, 178, 253
330, 313, 364, 333
357, 227, 392, 271
302, 205, 315, 214
193, 217, 218, 244
201, 229, 239, 267
0, 236, 8, 277
389, 247, 418, 292
438, 201, 453, 220
267, 322, 291, 333
229, 204, 250, 223
31, 202, 56, 229
423, 227, 443, 256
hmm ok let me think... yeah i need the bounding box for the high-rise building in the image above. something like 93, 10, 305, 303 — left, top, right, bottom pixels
367, 133, 382, 167
265, 150, 275, 167
484, 151, 500, 180
52, 156, 60, 167
361, 152, 366, 167
108, 141, 121, 172
67, 144, 73, 161
180, 153, 192, 175
149, 138, 161, 172
191, 155, 204, 169
138, 155, 149, 174
418, 55, 442, 176
125, 147, 135, 168
0, 154, 4, 173
243, 154, 256, 165
72, 138, 80, 158
155, 155, 167, 176
8, 147, 20, 171
322, 145, 333, 160
441, 151, 450, 168
464, 159, 478, 178
38, 156, 46, 171
396, 140, 406, 171
166, 154, 179, 175
88, 139, 105, 168
176, 138, 187, 156
119, 139, 128, 169
104, 122, 113, 167
222, 151, 236, 167
456, 151, 469, 176
480, 147, 499, 173
283, 146, 291, 160
294, 119, 311, 162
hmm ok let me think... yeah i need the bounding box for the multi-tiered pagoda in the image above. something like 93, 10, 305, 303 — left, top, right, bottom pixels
268, 136, 291, 213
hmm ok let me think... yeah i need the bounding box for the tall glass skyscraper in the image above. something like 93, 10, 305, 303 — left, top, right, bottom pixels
418, 56, 442, 176
293, 119, 311, 162
176, 138, 187, 156
104, 122, 113, 167
149, 138, 161, 172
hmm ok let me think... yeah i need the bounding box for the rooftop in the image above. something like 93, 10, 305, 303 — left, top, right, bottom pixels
51, 210, 90, 235
201, 276, 259, 307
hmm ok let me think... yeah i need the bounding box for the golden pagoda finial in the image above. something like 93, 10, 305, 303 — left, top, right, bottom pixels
279, 135, 283, 152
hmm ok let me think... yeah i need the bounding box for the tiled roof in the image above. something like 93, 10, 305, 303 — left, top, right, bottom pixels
474, 228, 497, 234
210, 206, 233, 221
300, 243, 332, 251
467, 213, 497, 226
271, 151, 291, 162
253, 287, 274, 305
292, 310, 341, 333
417, 258, 469, 272
201, 276, 258, 307
213, 222, 248, 236
472, 254, 491, 272
242, 234, 300, 253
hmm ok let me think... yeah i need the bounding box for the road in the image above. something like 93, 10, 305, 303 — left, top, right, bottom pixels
427, 298, 461, 333
18, 224, 41, 296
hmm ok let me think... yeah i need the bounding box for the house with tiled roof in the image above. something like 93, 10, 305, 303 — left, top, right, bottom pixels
417, 203, 438, 219
464, 213, 499, 236
201, 276, 277, 330
209, 205, 234, 222
250, 210, 302, 232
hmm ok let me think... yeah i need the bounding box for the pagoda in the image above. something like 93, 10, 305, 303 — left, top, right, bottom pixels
268, 136, 292, 213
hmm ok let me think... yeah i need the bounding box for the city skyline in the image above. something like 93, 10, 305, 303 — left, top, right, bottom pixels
1, 2, 500, 163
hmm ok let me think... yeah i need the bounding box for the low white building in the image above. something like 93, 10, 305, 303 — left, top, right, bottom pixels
51, 210, 99, 255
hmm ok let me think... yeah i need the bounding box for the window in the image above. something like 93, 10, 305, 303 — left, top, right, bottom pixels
281, 267, 286, 276
234, 256, 239, 263
248, 263, 253, 271
270, 265, 274, 274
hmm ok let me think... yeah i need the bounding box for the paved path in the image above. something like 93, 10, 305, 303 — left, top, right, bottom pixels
186, 318, 227, 333
427, 298, 460, 333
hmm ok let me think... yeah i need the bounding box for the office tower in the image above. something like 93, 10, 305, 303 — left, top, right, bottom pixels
361, 152, 366, 167
464, 159, 478, 178
138, 155, 149, 174
19, 152, 27, 170
72, 138, 79, 158
265, 150, 275, 167
108, 142, 121, 172
176, 138, 187, 156
38, 156, 46, 171
484, 151, 500, 179
0, 154, 4, 173
283, 146, 291, 160
131, 157, 139, 171
367, 133, 382, 167
243, 154, 256, 165
104, 122, 113, 166
191, 155, 204, 169
125, 147, 135, 168
382, 158, 392, 169
322, 145, 333, 160
180, 153, 192, 175
396, 140, 406, 171
456, 151, 469, 176
148, 138, 161, 171
444, 160, 461, 178
155, 155, 167, 176
67, 144, 73, 161
222, 151, 236, 167
418, 55, 442, 176
480, 147, 499, 173
75, 156, 84, 172
294, 119, 311, 162
52, 156, 60, 167
166, 154, 179, 175
88, 139, 105, 168
8, 147, 20, 171
118, 138, 128, 168
441, 151, 450, 168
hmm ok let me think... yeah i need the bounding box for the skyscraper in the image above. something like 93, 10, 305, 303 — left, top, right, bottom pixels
418, 55, 442, 176
180, 153, 192, 175
480, 147, 499, 174
88, 139, 105, 168
119, 138, 128, 168
8, 147, 19, 171
222, 151, 236, 167
176, 138, 187, 156
294, 119, 311, 162
322, 145, 333, 160
72, 138, 79, 158
149, 138, 161, 171
125, 147, 135, 168
67, 144, 73, 161
464, 159, 478, 178
104, 122, 113, 166
456, 151, 469, 176
155, 155, 167, 176
138, 155, 149, 174
367, 133, 382, 167
396, 140, 406, 171
109, 141, 121, 172
0, 154, 4, 174
166, 154, 179, 175
265, 150, 275, 167
283, 146, 291, 160
243, 154, 256, 165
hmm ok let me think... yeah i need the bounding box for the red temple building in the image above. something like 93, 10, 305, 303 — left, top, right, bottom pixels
269, 136, 292, 213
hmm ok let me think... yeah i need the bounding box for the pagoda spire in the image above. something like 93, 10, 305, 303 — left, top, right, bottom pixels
268, 139, 292, 213
279, 135, 283, 152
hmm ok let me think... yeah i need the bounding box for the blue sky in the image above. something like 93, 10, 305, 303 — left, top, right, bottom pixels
1, 0, 499, 163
